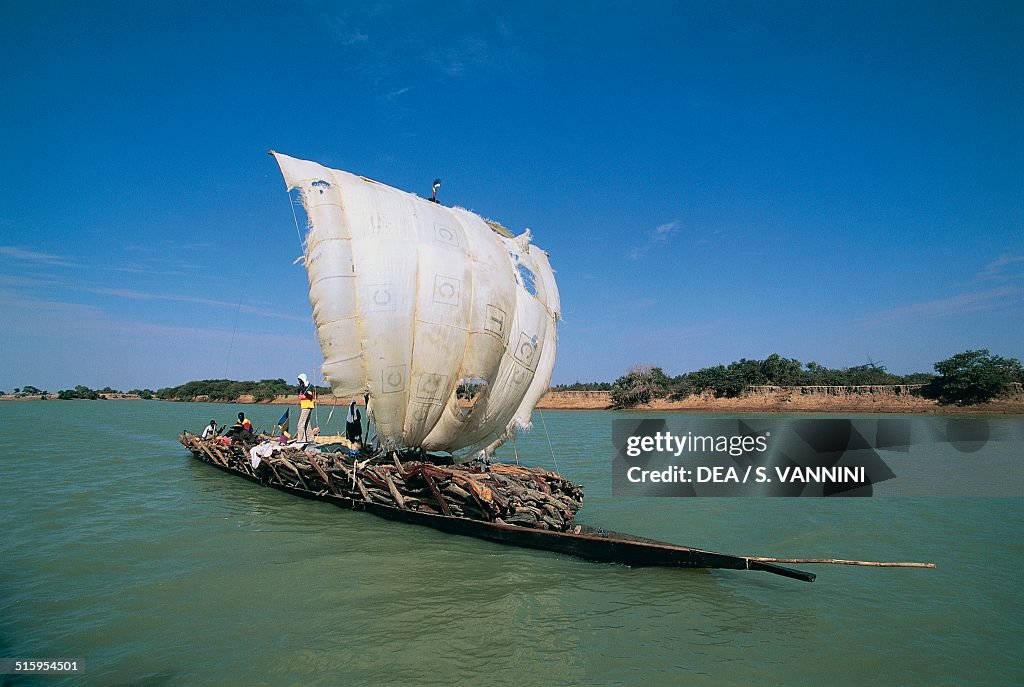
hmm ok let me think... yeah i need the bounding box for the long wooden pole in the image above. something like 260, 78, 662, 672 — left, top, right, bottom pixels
748, 557, 935, 568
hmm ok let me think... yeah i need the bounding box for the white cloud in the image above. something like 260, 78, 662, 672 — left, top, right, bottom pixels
307, 1, 528, 89
856, 286, 1024, 327
0, 272, 305, 324
0, 246, 76, 267
0, 275, 63, 288
386, 86, 413, 101
81, 286, 308, 322
0, 289, 314, 390
652, 221, 680, 241
312, 3, 370, 47
975, 253, 1024, 282
630, 220, 681, 260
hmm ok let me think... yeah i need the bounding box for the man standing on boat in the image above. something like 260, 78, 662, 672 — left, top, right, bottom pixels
345, 399, 362, 446
296, 373, 316, 442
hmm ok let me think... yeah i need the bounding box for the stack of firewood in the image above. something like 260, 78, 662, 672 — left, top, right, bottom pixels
181, 434, 584, 532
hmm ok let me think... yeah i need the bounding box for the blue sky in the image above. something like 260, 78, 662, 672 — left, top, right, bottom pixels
1, 1, 1021, 392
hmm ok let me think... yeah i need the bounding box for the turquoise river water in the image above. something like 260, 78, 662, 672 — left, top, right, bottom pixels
1, 401, 1021, 686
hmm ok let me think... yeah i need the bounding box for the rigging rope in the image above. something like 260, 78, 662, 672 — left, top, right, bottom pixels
287, 187, 324, 433
324, 403, 336, 435
311, 365, 322, 431
223, 291, 243, 377
537, 410, 559, 474
288, 190, 306, 249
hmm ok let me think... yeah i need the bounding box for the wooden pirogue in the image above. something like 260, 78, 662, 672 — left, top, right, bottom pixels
179, 432, 816, 583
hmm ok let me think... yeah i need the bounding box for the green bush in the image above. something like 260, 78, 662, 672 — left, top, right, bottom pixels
610, 366, 671, 408
687, 365, 748, 398
57, 385, 100, 400
923, 349, 1023, 405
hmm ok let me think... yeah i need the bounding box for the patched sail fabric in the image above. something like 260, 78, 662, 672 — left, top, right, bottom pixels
272, 152, 560, 458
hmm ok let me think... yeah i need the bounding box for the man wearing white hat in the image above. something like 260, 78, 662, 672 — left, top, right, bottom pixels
296, 372, 317, 442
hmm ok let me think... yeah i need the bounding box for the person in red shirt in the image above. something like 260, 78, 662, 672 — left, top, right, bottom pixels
225, 411, 253, 440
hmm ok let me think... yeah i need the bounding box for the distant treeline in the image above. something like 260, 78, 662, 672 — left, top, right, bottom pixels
555, 350, 1024, 407
553, 354, 931, 398
154, 379, 328, 402
4, 385, 49, 398
17, 349, 1022, 408
43, 379, 326, 402
551, 381, 614, 392
57, 385, 153, 400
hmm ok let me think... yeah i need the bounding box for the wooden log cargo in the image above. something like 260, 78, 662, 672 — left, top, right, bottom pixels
182, 433, 584, 531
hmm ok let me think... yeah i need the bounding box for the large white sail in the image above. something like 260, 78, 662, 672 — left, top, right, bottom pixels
272, 152, 560, 458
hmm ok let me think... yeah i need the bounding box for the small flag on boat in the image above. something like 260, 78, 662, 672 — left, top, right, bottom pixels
276, 408, 289, 435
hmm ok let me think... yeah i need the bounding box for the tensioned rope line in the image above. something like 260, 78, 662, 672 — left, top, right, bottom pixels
223, 291, 243, 378
537, 410, 559, 474
287, 187, 324, 434
288, 190, 307, 248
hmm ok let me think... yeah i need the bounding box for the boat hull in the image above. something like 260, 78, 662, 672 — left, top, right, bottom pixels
183, 444, 814, 582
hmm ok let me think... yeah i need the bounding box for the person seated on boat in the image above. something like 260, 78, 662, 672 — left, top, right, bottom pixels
296, 373, 317, 442
224, 411, 253, 440
200, 419, 218, 439
345, 399, 362, 445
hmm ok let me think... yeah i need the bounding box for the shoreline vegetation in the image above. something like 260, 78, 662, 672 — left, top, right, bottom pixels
4, 350, 1019, 413
5, 350, 1021, 414
3, 387, 1022, 414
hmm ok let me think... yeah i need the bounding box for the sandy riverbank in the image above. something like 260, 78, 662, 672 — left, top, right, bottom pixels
534, 390, 1024, 415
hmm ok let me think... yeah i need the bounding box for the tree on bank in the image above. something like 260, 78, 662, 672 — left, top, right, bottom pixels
58, 385, 101, 400
923, 349, 1024, 405
679, 364, 748, 398
610, 366, 671, 408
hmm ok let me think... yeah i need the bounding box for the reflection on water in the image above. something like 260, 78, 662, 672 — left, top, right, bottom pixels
0, 402, 1021, 685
